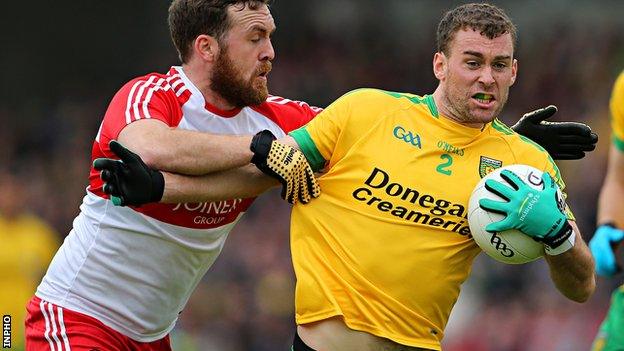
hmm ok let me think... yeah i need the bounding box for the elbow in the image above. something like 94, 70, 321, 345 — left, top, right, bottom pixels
567, 276, 596, 303
128, 146, 170, 171
139, 148, 165, 169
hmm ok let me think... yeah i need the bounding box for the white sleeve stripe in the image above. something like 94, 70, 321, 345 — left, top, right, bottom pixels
142, 78, 167, 120
170, 78, 184, 90
132, 76, 158, 121
39, 300, 56, 351
94, 121, 104, 143
58, 307, 72, 351
124, 74, 185, 125
47, 302, 63, 351
176, 86, 189, 97
266, 96, 291, 105
124, 80, 144, 124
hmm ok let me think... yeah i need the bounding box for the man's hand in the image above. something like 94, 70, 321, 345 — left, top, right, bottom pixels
589, 224, 624, 277
93, 141, 164, 206
511, 105, 598, 160
479, 170, 574, 252
250, 130, 320, 204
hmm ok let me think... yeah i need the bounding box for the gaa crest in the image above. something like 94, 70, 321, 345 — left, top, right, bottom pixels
479, 156, 503, 178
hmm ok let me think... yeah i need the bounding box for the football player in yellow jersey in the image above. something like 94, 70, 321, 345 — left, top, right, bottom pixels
590, 71, 624, 351
93, 3, 598, 351
281, 3, 595, 350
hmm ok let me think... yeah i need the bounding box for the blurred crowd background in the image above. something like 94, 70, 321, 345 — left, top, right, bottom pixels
2, 0, 624, 350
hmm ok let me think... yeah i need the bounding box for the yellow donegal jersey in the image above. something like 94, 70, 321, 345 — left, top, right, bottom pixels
611, 71, 624, 150
289, 88, 570, 350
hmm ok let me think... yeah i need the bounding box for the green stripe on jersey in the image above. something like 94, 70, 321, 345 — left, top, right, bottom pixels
613, 134, 624, 152
289, 128, 326, 172
519, 135, 563, 186
491, 119, 513, 135
381, 91, 439, 117
425, 95, 439, 118
492, 119, 562, 185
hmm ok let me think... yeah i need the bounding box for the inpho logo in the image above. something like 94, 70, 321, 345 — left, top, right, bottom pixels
2, 315, 10, 349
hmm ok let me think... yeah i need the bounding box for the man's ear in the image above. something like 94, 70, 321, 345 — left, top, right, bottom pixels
433, 52, 447, 81
510, 58, 518, 86
193, 34, 220, 62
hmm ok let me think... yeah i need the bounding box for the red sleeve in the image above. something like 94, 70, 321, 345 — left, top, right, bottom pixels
95, 74, 183, 152
251, 95, 323, 133
89, 74, 184, 194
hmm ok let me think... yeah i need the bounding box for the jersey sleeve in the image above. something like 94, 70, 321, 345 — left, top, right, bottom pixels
610, 71, 624, 151
289, 89, 398, 171
95, 76, 182, 156
288, 92, 353, 170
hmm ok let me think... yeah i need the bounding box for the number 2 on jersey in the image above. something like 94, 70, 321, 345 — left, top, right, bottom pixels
436, 154, 453, 175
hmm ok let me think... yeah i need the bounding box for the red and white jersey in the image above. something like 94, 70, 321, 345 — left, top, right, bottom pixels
36, 66, 321, 342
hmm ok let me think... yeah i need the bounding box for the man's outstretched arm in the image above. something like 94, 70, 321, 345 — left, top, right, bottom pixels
94, 135, 318, 205
116, 119, 256, 176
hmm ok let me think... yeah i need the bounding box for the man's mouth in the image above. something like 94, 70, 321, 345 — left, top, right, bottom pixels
257, 63, 272, 78
472, 92, 495, 105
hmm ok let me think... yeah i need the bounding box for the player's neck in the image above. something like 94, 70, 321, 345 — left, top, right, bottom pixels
431, 88, 485, 129
182, 63, 237, 111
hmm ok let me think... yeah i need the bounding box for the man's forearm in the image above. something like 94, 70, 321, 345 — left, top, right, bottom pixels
544, 224, 596, 302
161, 164, 279, 203
118, 119, 255, 175
597, 145, 624, 226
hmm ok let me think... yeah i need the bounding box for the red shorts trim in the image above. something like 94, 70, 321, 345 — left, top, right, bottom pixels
25, 296, 171, 351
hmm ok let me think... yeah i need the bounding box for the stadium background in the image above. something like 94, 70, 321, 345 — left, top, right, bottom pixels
1, 0, 624, 350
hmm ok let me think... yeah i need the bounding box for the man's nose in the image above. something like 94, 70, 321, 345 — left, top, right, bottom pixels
260, 40, 275, 61
479, 66, 495, 86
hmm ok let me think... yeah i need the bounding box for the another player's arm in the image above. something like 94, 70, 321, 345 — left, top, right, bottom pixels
543, 221, 596, 302
598, 145, 624, 226
589, 73, 624, 277
95, 135, 318, 205
161, 136, 302, 203
118, 119, 255, 176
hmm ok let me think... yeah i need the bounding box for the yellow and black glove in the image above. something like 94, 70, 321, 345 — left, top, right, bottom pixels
250, 130, 320, 204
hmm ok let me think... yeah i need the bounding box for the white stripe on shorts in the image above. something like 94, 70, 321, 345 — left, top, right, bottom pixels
39, 300, 56, 351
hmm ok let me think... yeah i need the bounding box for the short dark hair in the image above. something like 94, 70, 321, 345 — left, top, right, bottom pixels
436, 3, 517, 55
168, 0, 271, 63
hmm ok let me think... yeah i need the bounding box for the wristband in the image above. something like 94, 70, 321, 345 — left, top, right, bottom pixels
544, 226, 576, 255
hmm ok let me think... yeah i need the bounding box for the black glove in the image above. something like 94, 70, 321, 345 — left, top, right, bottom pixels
511, 105, 598, 160
93, 140, 164, 206
250, 130, 320, 204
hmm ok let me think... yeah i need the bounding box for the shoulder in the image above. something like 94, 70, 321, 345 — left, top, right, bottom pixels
338, 88, 414, 104
252, 95, 322, 116
490, 119, 548, 155
612, 71, 624, 101
334, 88, 435, 115
250, 95, 322, 132
489, 119, 564, 187
116, 70, 188, 101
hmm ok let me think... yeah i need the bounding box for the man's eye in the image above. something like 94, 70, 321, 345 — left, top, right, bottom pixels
467, 61, 480, 68
494, 62, 507, 70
